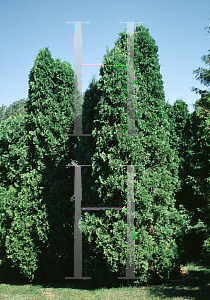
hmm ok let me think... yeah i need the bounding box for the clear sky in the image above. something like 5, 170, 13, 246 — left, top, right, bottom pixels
0, 0, 209, 114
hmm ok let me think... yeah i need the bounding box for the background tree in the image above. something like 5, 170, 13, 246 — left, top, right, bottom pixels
0, 98, 28, 125
178, 20, 210, 264
76, 25, 187, 288
5, 98, 27, 120
0, 104, 6, 124
183, 93, 210, 263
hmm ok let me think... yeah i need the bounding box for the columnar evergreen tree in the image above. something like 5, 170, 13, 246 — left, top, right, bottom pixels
165, 99, 192, 263
165, 99, 191, 206
24, 47, 81, 282
76, 25, 186, 288
0, 47, 78, 282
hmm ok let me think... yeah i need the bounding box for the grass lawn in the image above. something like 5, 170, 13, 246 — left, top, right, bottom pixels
0, 262, 210, 299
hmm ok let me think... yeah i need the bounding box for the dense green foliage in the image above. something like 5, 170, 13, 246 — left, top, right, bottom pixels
165, 100, 193, 263
0, 113, 31, 280
184, 90, 210, 262
0, 21, 209, 288
75, 25, 187, 288
0, 48, 78, 282
172, 24, 210, 264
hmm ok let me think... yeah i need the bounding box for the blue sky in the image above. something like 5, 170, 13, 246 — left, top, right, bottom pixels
0, 0, 209, 114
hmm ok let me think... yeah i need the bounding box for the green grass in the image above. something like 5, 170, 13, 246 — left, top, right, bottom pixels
0, 262, 210, 299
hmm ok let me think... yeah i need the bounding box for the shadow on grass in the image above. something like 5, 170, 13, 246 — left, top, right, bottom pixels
0, 278, 98, 291
0, 277, 139, 292
0, 262, 96, 291
147, 262, 210, 300
2, 262, 210, 299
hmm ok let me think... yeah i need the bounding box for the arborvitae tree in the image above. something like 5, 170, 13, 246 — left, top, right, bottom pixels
0, 47, 78, 282
76, 25, 186, 288
165, 99, 191, 206
165, 99, 192, 264
184, 97, 210, 263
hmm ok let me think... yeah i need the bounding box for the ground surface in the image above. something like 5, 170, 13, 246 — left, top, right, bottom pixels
0, 263, 209, 299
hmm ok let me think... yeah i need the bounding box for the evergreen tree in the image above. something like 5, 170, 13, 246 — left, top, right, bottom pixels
165, 99, 192, 264
0, 47, 78, 282
181, 21, 210, 263
76, 25, 186, 288
165, 99, 191, 207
